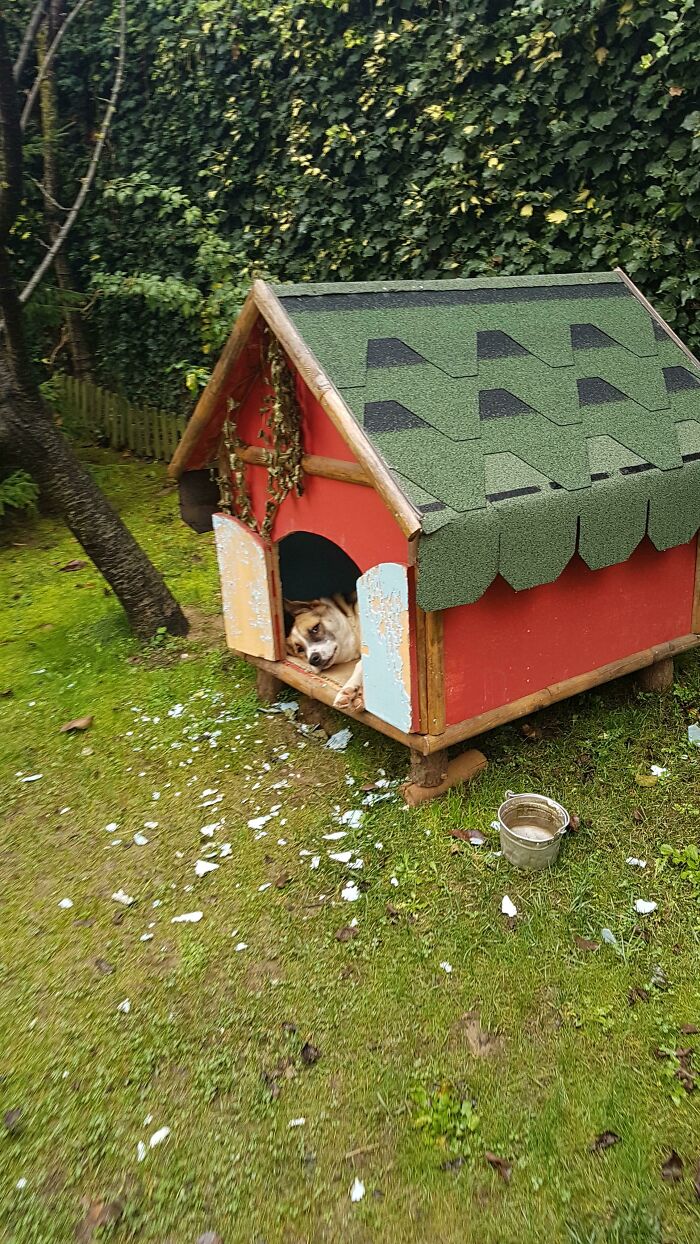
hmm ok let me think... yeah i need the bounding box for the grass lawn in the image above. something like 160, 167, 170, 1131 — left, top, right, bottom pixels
2, 450, 700, 1244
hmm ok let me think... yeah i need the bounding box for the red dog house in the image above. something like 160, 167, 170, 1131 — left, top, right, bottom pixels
169, 272, 700, 788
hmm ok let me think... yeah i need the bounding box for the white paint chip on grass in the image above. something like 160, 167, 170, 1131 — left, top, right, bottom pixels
329, 851, 353, 864
112, 889, 135, 907
501, 895, 517, 918
634, 899, 658, 915
248, 815, 271, 831
326, 728, 352, 752
149, 1126, 170, 1148
133, 833, 149, 846
350, 1177, 365, 1202
117, 999, 131, 1014
104, 822, 118, 832
194, 860, 219, 878
626, 857, 647, 868
439, 961, 453, 974
58, 898, 73, 909
288, 1117, 305, 1128
650, 765, 668, 777
323, 831, 347, 841
341, 881, 360, 902
171, 911, 203, 924
233, 942, 248, 952
20, 774, 42, 783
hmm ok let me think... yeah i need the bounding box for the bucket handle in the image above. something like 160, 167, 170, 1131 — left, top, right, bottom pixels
502, 790, 569, 836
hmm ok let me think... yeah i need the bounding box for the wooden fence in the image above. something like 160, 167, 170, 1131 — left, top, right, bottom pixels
53, 374, 187, 462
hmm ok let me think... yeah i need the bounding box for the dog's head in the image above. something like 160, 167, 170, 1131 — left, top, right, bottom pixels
284, 599, 340, 671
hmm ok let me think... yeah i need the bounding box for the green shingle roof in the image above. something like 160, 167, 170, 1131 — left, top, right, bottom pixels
274, 272, 700, 611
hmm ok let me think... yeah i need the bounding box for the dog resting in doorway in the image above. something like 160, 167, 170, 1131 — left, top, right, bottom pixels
284, 595, 364, 712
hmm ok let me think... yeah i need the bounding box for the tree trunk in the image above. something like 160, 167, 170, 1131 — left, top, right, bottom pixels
38, 13, 93, 378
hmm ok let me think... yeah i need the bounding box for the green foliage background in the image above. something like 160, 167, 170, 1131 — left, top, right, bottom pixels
12, 0, 700, 405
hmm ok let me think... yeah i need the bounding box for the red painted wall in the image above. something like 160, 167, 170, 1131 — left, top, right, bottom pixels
442, 539, 697, 726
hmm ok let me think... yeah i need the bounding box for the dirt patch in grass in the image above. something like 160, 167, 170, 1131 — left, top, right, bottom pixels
448, 1011, 504, 1058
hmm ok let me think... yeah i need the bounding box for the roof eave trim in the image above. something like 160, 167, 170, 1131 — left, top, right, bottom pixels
167, 287, 259, 480
252, 279, 421, 538
614, 266, 700, 370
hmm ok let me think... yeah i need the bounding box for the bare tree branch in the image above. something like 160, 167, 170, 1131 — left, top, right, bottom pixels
13, 0, 49, 81
19, 0, 126, 307
20, 0, 92, 132
0, 21, 23, 243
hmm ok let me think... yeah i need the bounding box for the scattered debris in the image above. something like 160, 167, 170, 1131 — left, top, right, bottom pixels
568, 813, 581, 832
590, 1131, 621, 1153
339, 809, 363, 829
58, 559, 87, 572
3, 1108, 21, 1134
133, 833, 149, 846
94, 958, 114, 975
349, 1176, 365, 1202
628, 986, 650, 1006
341, 881, 360, 902
439, 961, 453, 974
688, 724, 700, 747
650, 764, 669, 777
310, 856, 321, 870
75, 1197, 124, 1243
149, 1126, 170, 1148
171, 911, 203, 924
194, 860, 219, 878
58, 898, 74, 910
681, 1024, 700, 1035
626, 857, 647, 868
574, 935, 599, 952
275, 872, 293, 889
450, 828, 486, 845
601, 928, 622, 953
117, 999, 131, 1014
326, 728, 352, 752
485, 1151, 512, 1183
196, 1234, 223, 1244
335, 924, 359, 943
136, 1141, 147, 1162
634, 899, 657, 915
233, 942, 248, 952
288, 1117, 305, 1128
323, 831, 347, 841
19, 773, 42, 783
501, 895, 517, 918
329, 851, 353, 864
59, 715, 93, 734
300, 1042, 321, 1066
16, 1178, 27, 1190
661, 1150, 684, 1182
111, 890, 135, 907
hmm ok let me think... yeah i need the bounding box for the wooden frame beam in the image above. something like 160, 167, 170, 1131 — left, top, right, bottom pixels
243, 632, 700, 755
235, 442, 372, 487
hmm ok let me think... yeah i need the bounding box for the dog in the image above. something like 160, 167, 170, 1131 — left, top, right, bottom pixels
284, 594, 364, 711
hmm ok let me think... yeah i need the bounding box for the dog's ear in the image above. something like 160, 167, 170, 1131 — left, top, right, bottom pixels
283, 599, 307, 618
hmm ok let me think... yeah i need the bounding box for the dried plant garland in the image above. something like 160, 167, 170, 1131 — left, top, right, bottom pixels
218, 327, 304, 537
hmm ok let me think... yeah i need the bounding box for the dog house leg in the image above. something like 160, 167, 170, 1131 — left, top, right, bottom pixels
256, 668, 285, 704
637, 657, 674, 693
402, 747, 488, 806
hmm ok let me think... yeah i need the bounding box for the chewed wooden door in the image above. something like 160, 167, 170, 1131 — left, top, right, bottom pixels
212, 514, 282, 659
356, 562, 413, 732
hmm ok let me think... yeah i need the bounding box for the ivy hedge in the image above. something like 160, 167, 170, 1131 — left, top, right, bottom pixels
14, 0, 700, 405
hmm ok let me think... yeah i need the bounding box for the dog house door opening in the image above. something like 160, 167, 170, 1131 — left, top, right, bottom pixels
277, 532, 361, 602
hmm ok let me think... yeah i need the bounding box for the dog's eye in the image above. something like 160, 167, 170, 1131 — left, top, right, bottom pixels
309, 624, 321, 638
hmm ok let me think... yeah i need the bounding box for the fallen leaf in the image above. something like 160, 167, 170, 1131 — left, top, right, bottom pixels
59, 716, 93, 734
485, 1151, 512, 1183
661, 1150, 684, 1182
336, 924, 359, 942
75, 1198, 123, 1242
58, 559, 87, 572
568, 813, 581, 832
300, 1042, 321, 1066
94, 958, 114, 975
590, 1131, 621, 1153
275, 872, 293, 889
635, 773, 657, 788
385, 902, 400, 922
628, 986, 650, 1005
450, 828, 486, 845
631, 807, 644, 823
680, 1024, 700, 1035
574, 935, 599, 952
3, 1107, 22, 1134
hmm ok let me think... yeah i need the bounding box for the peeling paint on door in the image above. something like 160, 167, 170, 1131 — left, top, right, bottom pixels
357, 562, 413, 732
212, 514, 280, 659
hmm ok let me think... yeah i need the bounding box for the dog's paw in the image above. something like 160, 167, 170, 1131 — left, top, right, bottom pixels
333, 687, 353, 710
352, 688, 365, 712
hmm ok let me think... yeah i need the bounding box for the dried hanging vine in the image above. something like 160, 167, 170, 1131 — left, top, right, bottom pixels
218, 327, 304, 538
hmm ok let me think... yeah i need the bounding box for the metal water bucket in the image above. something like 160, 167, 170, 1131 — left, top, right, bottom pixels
497, 790, 569, 871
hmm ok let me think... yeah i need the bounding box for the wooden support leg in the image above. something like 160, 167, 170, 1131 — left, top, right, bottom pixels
402, 748, 488, 806
256, 668, 285, 704
637, 657, 674, 694
410, 751, 449, 789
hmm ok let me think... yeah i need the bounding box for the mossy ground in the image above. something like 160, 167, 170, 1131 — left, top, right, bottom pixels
1, 451, 700, 1243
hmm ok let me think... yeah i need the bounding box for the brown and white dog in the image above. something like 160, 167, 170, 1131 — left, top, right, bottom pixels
284, 595, 364, 711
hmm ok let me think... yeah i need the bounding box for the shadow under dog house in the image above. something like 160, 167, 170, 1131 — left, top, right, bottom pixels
169, 271, 700, 789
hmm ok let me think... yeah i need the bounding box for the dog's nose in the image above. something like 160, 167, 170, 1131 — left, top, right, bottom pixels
309, 652, 322, 667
